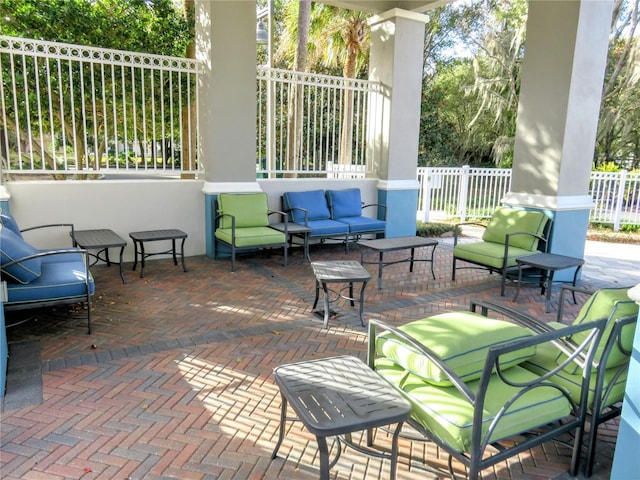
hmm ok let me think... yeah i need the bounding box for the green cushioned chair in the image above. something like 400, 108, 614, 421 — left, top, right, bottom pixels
368, 302, 606, 480
480, 286, 638, 477
214, 192, 288, 272
452, 206, 551, 296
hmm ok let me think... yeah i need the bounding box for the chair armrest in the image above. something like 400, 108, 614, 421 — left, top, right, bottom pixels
362, 203, 387, 220
284, 207, 309, 226
367, 319, 475, 403
470, 299, 554, 335
1, 248, 90, 272
21, 223, 76, 246
268, 210, 288, 232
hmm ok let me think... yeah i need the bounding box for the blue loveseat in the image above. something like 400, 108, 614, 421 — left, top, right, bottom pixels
1, 210, 95, 333
282, 188, 386, 252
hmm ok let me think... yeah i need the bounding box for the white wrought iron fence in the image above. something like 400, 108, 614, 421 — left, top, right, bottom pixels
256, 66, 382, 178
417, 166, 640, 231
1, 36, 200, 177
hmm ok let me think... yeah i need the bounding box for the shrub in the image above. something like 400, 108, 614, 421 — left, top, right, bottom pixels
416, 221, 461, 237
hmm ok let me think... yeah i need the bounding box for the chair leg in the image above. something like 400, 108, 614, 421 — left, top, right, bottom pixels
452, 258, 457, 281
231, 244, 236, 272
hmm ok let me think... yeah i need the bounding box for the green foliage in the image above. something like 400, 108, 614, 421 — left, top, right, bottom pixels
0, 0, 193, 56
416, 220, 461, 237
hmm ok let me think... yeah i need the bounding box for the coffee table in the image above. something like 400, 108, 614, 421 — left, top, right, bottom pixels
271, 355, 411, 480
129, 229, 188, 278
514, 252, 585, 312
311, 260, 371, 328
71, 229, 127, 284
359, 236, 438, 289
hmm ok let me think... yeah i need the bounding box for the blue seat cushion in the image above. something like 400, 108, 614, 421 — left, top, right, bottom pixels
305, 219, 350, 237
6, 254, 94, 304
336, 216, 386, 233
0, 226, 42, 284
283, 190, 331, 223
326, 188, 362, 219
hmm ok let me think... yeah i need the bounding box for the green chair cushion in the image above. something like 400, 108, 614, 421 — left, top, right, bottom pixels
215, 227, 285, 248
453, 241, 536, 269
561, 288, 638, 373
524, 342, 629, 412
375, 360, 572, 453
376, 312, 535, 386
481, 207, 548, 251
217, 193, 270, 229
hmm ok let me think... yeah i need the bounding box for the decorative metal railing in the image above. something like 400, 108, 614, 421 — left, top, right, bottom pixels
0, 36, 200, 177
417, 166, 640, 231
256, 67, 382, 178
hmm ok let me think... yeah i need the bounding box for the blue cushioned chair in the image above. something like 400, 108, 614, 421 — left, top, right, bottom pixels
1, 210, 95, 333
282, 190, 350, 250
325, 188, 386, 247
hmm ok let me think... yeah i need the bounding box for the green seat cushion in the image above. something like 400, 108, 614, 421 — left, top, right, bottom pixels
376, 360, 571, 453
561, 288, 638, 373
524, 342, 629, 412
376, 312, 535, 386
217, 193, 270, 229
453, 241, 536, 269
482, 207, 548, 251
215, 227, 285, 248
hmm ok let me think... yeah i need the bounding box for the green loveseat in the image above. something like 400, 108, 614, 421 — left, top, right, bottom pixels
368, 303, 605, 479
452, 206, 551, 295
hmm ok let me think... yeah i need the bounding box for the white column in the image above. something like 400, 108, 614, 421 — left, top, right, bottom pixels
368, 9, 428, 237
504, 0, 614, 260
196, 0, 261, 193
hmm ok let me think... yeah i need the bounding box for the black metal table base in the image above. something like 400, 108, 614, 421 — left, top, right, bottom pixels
129, 229, 188, 278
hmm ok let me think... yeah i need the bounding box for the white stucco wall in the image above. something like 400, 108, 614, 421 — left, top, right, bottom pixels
3, 178, 381, 263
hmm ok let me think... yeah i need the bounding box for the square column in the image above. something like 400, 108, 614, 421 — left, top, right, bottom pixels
367, 9, 428, 237
505, 0, 614, 272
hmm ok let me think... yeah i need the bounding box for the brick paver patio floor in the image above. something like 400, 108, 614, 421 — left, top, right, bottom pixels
1, 239, 631, 479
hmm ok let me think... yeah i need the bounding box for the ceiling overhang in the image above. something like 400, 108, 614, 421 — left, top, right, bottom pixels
317, 0, 456, 14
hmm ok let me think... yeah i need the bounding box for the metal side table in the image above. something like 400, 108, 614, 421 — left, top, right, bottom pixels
129, 229, 188, 278
271, 355, 411, 480
71, 229, 127, 284
311, 260, 371, 328
513, 252, 585, 312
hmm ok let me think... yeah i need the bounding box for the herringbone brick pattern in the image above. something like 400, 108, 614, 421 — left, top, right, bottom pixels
1, 240, 625, 479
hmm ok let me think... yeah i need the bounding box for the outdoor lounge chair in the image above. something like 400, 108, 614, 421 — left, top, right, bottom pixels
214, 192, 288, 272
452, 206, 551, 296
474, 286, 638, 477
368, 302, 606, 480
1, 209, 95, 333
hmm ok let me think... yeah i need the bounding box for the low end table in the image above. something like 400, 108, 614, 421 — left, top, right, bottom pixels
271, 355, 411, 480
71, 229, 127, 284
513, 252, 585, 312
129, 229, 188, 278
311, 260, 371, 328
359, 236, 438, 289
270, 222, 311, 262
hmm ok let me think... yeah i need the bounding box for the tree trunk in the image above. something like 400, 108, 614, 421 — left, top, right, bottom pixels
285, 0, 310, 177
181, 0, 197, 179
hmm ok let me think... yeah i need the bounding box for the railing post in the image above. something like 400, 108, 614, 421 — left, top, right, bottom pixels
458, 165, 470, 223
420, 168, 431, 222
613, 169, 628, 232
